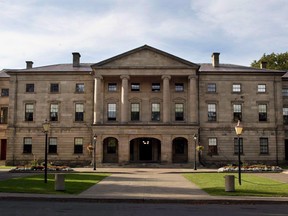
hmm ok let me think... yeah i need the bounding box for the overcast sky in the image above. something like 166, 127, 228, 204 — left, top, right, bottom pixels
1, 0, 287, 70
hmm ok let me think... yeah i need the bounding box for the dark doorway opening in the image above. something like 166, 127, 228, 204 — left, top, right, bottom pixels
285, 140, 288, 161
0, 139, 7, 160
139, 142, 152, 160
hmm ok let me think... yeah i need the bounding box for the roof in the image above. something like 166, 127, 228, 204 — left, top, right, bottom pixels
199, 63, 286, 75
0, 70, 10, 78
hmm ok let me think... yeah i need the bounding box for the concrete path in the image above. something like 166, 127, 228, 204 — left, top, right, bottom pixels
79, 168, 209, 200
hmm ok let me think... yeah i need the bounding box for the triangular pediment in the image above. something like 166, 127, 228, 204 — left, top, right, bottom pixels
92, 45, 199, 69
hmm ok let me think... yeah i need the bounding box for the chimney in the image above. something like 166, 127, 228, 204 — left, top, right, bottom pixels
72, 52, 81, 67
260, 61, 267, 69
211, 52, 220, 67
26, 61, 33, 69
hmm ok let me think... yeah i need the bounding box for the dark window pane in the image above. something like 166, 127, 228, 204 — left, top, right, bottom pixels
50, 83, 59, 93
26, 84, 34, 93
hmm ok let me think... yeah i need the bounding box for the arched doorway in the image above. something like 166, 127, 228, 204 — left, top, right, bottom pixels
172, 137, 188, 163
130, 137, 161, 162
103, 137, 118, 163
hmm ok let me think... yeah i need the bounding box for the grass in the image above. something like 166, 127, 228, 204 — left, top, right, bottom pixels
0, 166, 15, 169
0, 173, 109, 194
184, 173, 288, 197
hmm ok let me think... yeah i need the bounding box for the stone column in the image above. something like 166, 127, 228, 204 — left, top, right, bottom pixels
120, 75, 130, 123
162, 75, 171, 123
188, 75, 198, 124
94, 75, 103, 124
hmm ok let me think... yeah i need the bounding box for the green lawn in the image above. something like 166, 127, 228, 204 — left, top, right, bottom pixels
0, 173, 109, 194
184, 173, 288, 197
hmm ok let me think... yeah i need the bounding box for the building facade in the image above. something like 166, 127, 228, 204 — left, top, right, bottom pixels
1, 45, 287, 166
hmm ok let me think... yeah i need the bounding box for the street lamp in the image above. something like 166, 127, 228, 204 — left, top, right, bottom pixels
42, 119, 50, 183
93, 135, 97, 170
193, 134, 197, 170
235, 120, 243, 185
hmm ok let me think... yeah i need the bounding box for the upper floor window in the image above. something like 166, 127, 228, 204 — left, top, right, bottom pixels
49, 137, 57, 154
0, 107, 8, 124
108, 83, 117, 92
282, 88, 288, 96
207, 83, 216, 93
283, 108, 288, 124
74, 138, 83, 154
234, 137, 243, 154
107, 103, 116, 121
257, 84, 266, 93
232, 84, 241, 93
131, 83, 140, 92
175, 83, 184, 92
175, 103, 184, 121
233, 104, 242, 121
151, 103, 160, 121
23, 137, 32, 154
26, 84, 34, 93
76, 83, 85, 93
25, 104, 34, 121
260, 138, 269, 154
50, 104, 59, 122
131, 103, 140, 121
75, 103, 84, 122
208, 138, 218, 155
259, 104, 267, 122
50, 83, 59, 93
1, 88, 9, 97
208, 104, 217, 122
152, 83, 160, 92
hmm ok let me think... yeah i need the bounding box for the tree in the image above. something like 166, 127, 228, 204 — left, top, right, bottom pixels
251, 52, 288, 70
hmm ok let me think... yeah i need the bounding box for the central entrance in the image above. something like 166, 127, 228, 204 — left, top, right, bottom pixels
130, 137, 161, 162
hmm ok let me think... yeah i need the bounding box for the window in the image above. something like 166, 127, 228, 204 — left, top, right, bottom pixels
23, 137, 32, 154
234, 137, 243, 154
152, 83, 160, 92
25, 104, 34, 121
108, 103, 116, 121
258, 84, 266, 93
260, 138, 269, 154
282, 88, 288, 96
208, 138, 218, 155
131, 83, 140, 91
26, 84, 34, 93
50, 104, 58, 121
107, 138, 117, 154
283, 108, 288, 124
151, 103, 160, 121
49, 138, 57, 154
175, 83, 184, 92
76, 83, 85, 93
207, 83, 216, 93
208, 104, 217, 122
108, 83, 117, 92
232, 84, 241, 93
75, 103, 84, 121
50, 83, 59, 93
0, 107, 8, 124
131, 103, 140, 121
233, 104, 242, 121
1, 88, 9, 97
259, 104, 267, 121
175, 103, 184, 121
74, 138, 83, 154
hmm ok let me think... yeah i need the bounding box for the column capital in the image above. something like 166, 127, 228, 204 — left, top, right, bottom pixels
161, 75, 171, 80
120, 75, 130, 80
94, 74, 103, 80
188, 75, 197, 80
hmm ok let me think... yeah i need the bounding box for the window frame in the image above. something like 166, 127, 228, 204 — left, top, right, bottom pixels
232, 84, 241, 93
131, 103, 140, 121
151, 103, 160, 121
208, 138, 218, 155
107, 103, 117, 121
131, 83, 140, 92
26, 84, 35, 93
74, 137, 83, 154
234, 137, 243, 155
25, 103, 34, 122
208, 103, 217, 122
23, 137, 32, 154
75, 103, 84, 122
50, 103, 59, 122
152, 83, 161, 92
283, 107, 288, 124
233, 104, 242, 122
260, 138, 269, 154
282, 88, 288, 96
257, 84, 266, 93
48, 137, 57, 154
1, 88, 9, 97
175, 103, 184, 121
258, 104, 267, 122
0, 107, 8, 124
207, 83, 216, 93
175, 83, 184, 92
108, 83, 117, 92
76, 83, 85, 93
50, 83, 59, 93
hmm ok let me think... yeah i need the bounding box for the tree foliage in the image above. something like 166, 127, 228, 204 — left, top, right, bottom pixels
251, 52, 288, 70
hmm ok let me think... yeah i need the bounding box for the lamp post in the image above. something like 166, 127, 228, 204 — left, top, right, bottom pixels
93, 135, 97, 170
42, 120, 50, 183
235, 120, 243, 185
193, 134, 197, 170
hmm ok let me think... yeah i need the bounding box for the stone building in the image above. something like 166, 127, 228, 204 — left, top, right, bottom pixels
1, 45, 287, 166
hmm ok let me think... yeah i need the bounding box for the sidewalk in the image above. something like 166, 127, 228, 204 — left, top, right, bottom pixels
0, 168, 287, 204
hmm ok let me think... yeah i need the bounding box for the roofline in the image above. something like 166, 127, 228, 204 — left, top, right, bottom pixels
92, 45, 200, 69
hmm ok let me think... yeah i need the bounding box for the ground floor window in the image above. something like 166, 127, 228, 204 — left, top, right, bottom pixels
208, 138, 217, 155
260, 138, 269, 154
234, 137, 243, 154
74, 138, 83, 154
23, 137, 32, 153
49, 137, 57, 154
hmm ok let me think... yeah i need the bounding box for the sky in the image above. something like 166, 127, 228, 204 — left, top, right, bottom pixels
0, 0, 288, 70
